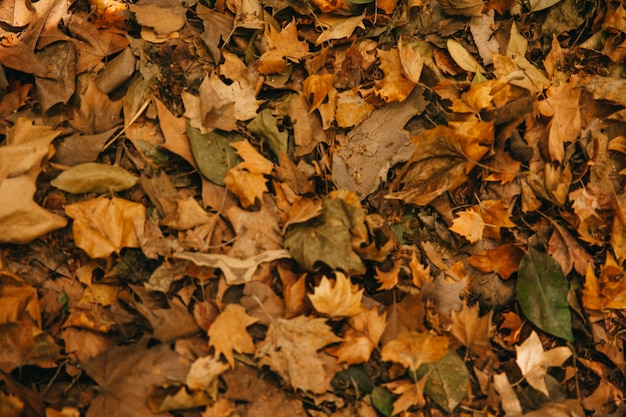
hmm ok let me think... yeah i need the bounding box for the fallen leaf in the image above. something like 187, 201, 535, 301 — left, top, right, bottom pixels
0, 123, 67, 244
450, 302, 492, 357
255, 315, 341, 393
246, 110, 288, 159
387, 120, 493, 206
375, 47, 417, 102
65, 197, 146, 259
517, 248, 573, 341
51, 162, 138, 194
385, 379, 426, 414
515, 331, 572, 396
415, 349, 470, 413
315, 12, 366, 45
330, 306, 387, 364
449, 209, 485, 243
258, 20, 309, 74
0, 322, 62, 373
447, 39, 485, 73
174, 249, 292, 285
467, 243, 525, 279
224, 166, 268, 208
208, 304, 258, 367
309, 271, 364, 317
582, 254, 626, 310
381, 331, 449, 372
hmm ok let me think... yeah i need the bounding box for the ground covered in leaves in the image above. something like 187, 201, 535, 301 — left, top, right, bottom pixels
1, 0, 626, 415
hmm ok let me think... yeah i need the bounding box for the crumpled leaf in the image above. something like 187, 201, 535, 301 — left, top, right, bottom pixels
224, 166, 268, 208
258, 20, 309, 74
449, 209, 485, 243
309, 272, 364, 317
51, 162, 138, 194
387, 120, 493, 206
255, 315, 341, 393
330, 306, 387, 364
582, 254, 626, 310
517, 248, 573, 341
64, 197, 146, 259
0, 122, 67, 244
381, 331, 449, 372
186, 355, 229, 394
515, 331, 572, 396
375, 47, 417, 102
315, 12, 366, 45
208, 304, 258, 367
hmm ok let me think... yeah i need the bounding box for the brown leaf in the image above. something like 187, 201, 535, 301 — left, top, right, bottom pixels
468, 243, 525, 279
258, 20, 309, 74
387, 121, 493, 206
0, 322, 62, 373
450, 303, 492, 357
255, 315, 341, 393
375, 47, 417, 102
450, 209, 485, 243
65, 197, 146, 259
330, 306, 387, 365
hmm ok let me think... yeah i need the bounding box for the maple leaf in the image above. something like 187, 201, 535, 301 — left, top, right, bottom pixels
375, 259, 402, 290
582, 254, 626, 310
224, 166, 268, 208
515, 331, 572, 396
499, 311, 524, 345
309, 272, 364, 317
258, 20, 309, 74
385, 379, 427, 414
375, 47, 417, 102
330, 306, 387, 364
302, 74, 335, 113
208, 304, 258, 367
450, 303, 492, 357
381, 331, 449, 372
450, 209, 485, 243
537, 78, 582, 163
315, 12, 366, 45
467, 243, 525, 279
65, 197, 145, 259
255, 315, 341, 393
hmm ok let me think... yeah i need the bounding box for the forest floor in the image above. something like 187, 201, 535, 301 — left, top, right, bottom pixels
1, 0, 626, 416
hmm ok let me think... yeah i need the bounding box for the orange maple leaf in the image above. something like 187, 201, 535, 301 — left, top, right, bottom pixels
330, 306, 387, 364
258, 20, 309, 74
450, 209, 485, 243
450, 303, 492, 357
208, 304, 258, 367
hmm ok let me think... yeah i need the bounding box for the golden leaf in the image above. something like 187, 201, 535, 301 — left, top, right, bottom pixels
230, 140, 274, 175
302, 74, 335, 113
449, 209, 485, 243
65, 197, 145, 259
375, 48, 416, 102
331, 306, 387, 364
208, 304, 258, 367
309, 272, 364, 317
381, 331, 449, 371
224, 167, 268, 208
467, 243, 525, 279
258, 20, 309, 74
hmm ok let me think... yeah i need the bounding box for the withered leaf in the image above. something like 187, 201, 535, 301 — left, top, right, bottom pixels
256, 315, 341, 393
309, 272, 364, 317
208, 304, 258, 367
51, 162, 138, 194
381, 331, 449, 372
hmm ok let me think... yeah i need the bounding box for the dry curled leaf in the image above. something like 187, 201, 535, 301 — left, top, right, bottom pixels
208, 304, 258, 367
381, 331, 449, 372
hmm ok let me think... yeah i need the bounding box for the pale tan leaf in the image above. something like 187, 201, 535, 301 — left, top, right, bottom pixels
208, 304, 258, 367
309, 272, 364, 317
381, 331, 449, 371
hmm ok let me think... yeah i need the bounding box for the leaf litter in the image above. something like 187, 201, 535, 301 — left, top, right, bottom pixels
1, 0, 626, 416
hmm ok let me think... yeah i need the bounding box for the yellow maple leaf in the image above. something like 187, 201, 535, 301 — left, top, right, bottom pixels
224, 166, 268, 208
65, 197, 145, 259
375, 259, 402, 290
331, 306, 387, 364
309, 272, 364, 317
302, 74, 335, 113
582, 254, 626, 310
208, 304, 258, 367
385, 379, 427, 415
381, 331, 449, 372
449, 209, 485, 243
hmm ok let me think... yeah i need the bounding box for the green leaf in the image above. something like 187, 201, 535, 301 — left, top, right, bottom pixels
284, 193, 366, 275
371, 386, 394, 417
247, 108, 288, 159
415, 349, 469, 413
187, 124, 242, 185
517, 248, 574, 341
51, 162, 138, 194
331, 365, 373, 395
